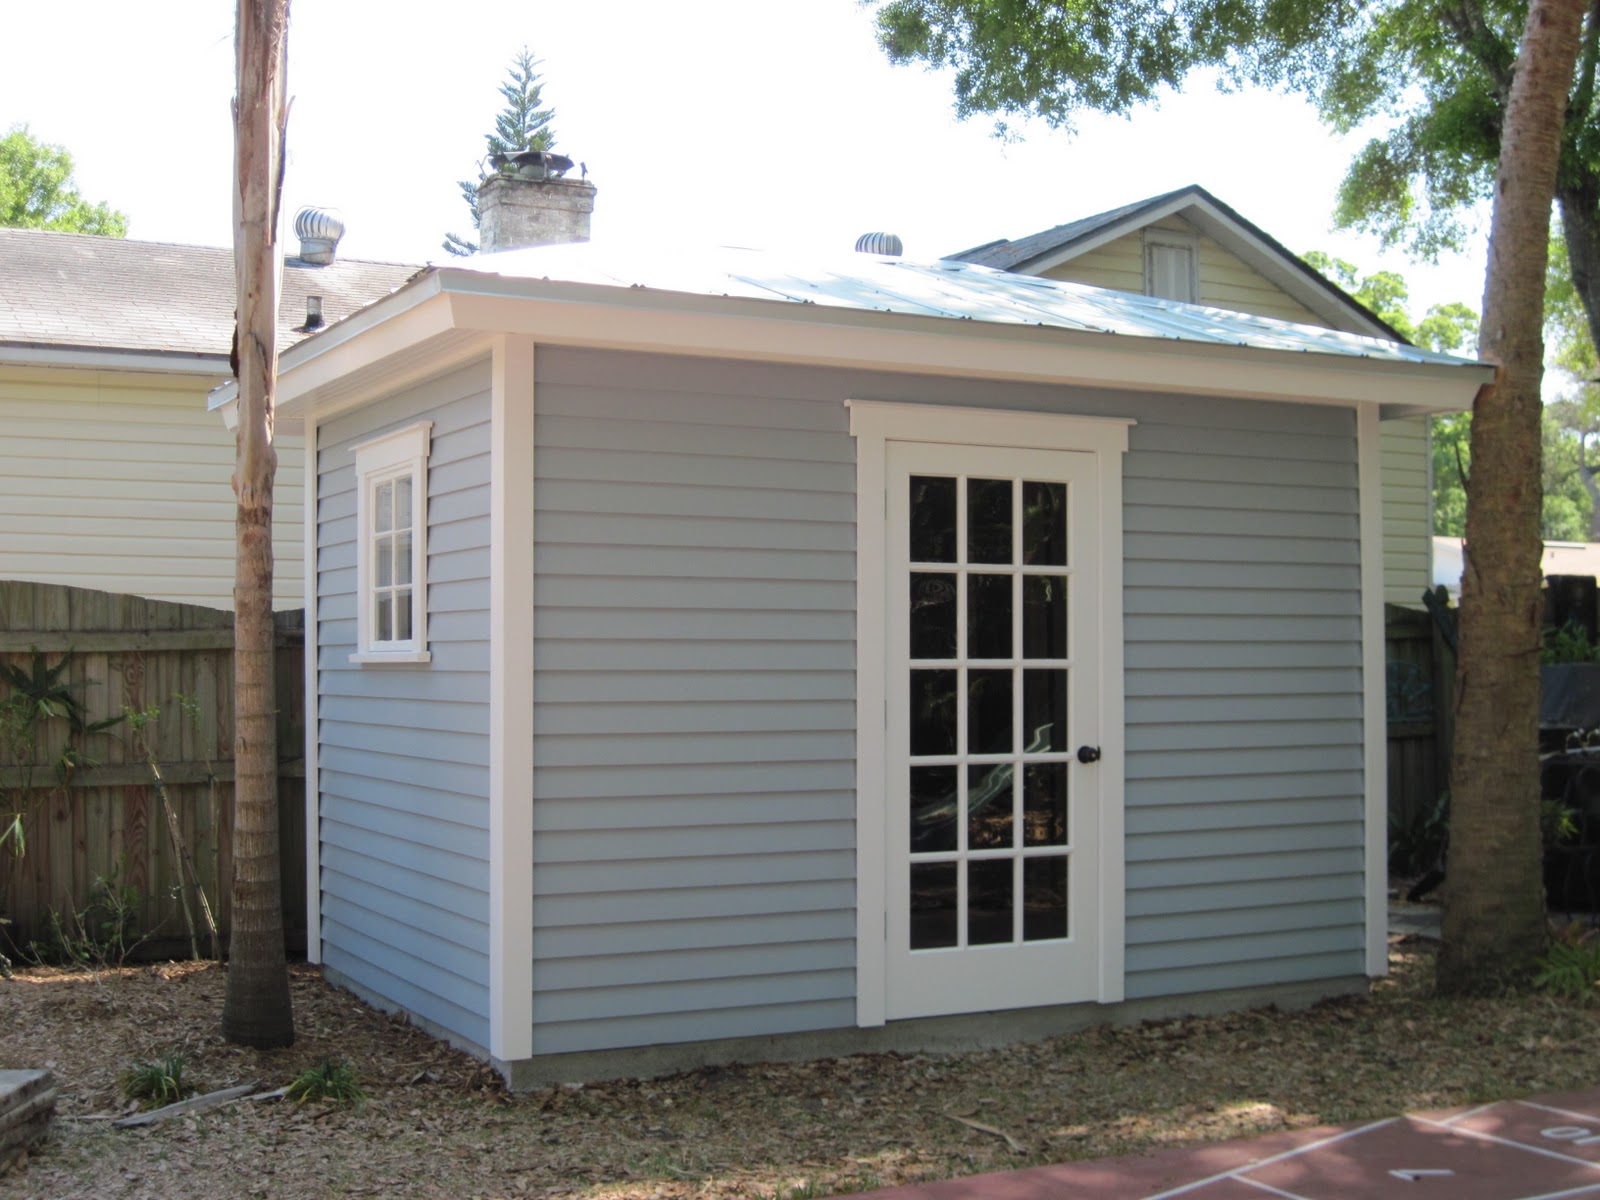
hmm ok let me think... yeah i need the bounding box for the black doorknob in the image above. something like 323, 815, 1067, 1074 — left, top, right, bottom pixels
1076, 745, 1102, 764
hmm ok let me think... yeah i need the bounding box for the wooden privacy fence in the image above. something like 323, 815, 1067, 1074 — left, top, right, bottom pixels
0, 581, 304, 960
1385, 601, 1456, 853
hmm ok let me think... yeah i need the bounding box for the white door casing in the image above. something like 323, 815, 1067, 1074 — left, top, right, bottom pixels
849, 401, 1130, 1027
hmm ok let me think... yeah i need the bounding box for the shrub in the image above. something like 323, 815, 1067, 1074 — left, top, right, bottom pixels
286, 1059, 364, 1105
120, 1054, 190, 1107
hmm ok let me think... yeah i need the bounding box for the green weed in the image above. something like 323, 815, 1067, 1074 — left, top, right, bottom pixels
1535, 923, 1600, 1004
286, 1059, 365, 1105
120, 1054, 190, 1108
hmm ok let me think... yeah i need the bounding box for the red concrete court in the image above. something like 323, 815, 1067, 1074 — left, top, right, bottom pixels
853, 1087, 1600, 1199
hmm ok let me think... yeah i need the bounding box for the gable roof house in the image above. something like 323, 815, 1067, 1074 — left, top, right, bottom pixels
952, 185, 1438, 610
213, 184, 1489, 1084
0, 214, 414, 609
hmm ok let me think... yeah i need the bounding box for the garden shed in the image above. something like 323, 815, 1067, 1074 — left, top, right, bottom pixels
214, 241, 1490, 1086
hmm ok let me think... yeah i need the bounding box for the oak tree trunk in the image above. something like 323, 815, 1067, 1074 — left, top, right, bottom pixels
1439, 0, 1586, 994
223, 0, 294, 1048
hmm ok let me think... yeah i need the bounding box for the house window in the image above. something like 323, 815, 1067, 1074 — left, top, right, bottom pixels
350, 421, 432, 664
1143, 230, 1198, 303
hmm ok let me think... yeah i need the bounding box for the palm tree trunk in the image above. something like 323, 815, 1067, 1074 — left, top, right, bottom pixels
222, 0, 294, 1048
1439, 0, 1587, 994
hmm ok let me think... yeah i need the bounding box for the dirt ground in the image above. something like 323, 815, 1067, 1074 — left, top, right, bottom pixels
4, 938, 1600, 1200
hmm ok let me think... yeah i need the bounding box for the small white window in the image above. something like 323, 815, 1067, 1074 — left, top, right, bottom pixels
350, 421, 432, 664
1143, 230, 1198, 304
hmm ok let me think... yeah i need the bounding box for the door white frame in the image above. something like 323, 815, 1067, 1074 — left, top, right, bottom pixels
848, 400, 1131, 1028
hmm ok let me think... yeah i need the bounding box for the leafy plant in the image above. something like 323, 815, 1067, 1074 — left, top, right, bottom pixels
1544, 623, 1600, 665
1535, 923, 1600, 1004
120, 1054, 190, 1108
1390, 791, 1449, 876
286, 1059, 365, 1105
28, 864, 147, 968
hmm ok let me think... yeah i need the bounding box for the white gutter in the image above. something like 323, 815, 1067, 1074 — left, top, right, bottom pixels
1, 343, 230, 377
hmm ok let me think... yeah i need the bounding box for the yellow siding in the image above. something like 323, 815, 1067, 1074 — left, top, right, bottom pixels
1381, 416, 1432, 608
1040, 231, 1144, 292
0, 366, 304, 610
1040, 216, 1324, 325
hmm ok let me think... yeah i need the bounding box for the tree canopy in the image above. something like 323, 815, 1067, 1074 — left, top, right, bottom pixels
0, 126, 126, 236
872, 1, 1600, 343
443, 48, 559, 257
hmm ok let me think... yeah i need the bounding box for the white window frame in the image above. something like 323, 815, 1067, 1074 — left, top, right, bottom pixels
848, 399, 1131, 1028
1143, 228, 1199, 304
350, 421, 432, 664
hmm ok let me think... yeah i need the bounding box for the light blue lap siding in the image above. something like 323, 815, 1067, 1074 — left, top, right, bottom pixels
317, 361, 494, 1053
529, 349, 1365, 1056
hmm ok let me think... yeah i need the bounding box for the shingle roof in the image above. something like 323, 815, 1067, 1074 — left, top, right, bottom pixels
0, 227, 419, 360
948, 187, 1201, 271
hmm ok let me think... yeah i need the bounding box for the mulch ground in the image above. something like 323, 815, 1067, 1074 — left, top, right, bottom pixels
4, 938, 1600, 1199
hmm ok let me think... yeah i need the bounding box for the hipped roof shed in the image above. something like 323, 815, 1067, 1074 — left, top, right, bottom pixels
223, 243, 1490, 1085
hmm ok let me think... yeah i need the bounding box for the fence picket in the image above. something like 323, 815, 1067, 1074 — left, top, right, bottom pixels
0, 581, 304, 961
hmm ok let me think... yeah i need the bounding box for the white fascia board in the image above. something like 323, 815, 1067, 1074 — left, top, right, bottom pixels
0, 343, 230, 377
209, 271, 451, 415
437, 275, 1490, 413
1015, 196, 1198, 274
1178, 201, 1398, 339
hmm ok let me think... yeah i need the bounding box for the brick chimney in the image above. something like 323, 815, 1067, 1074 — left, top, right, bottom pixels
477, 172, 596, 253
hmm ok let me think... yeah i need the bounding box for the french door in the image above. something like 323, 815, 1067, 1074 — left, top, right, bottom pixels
884, 440, 1103, 1019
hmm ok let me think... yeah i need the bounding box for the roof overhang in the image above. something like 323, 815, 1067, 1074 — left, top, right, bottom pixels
1, 342, 230, 378
1016, 189, 1405, 341
210, 264, 1491, 429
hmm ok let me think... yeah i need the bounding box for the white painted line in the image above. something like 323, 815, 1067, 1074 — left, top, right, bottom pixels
1389, 1168, 1455, 1180
1518, 1183, 1600, 1200
1234, 1175, 1317, 1200
1411, 1114, 1600, 1171
1522, 1101, 1600, 1125
1141, 1120, 1397, 1200
1437, 1102, 1501, 1127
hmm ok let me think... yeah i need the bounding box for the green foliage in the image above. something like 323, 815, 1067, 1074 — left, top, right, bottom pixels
1390, 790, 1449, 875
285, 1059, 365, 1104
28, 865, 146, 968
1432, 412, 1470, 537
445, 47, 560, 257
0, 651, 122, 877
120, 1054, 191, 1108
1535, 923, 1600, 1004
1543, 622, 1600, 665
1543, 797, 1579, 846
872, 0, 1351, 136
0, 125, 126, 236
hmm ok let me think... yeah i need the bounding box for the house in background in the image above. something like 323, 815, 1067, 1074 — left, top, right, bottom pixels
953, 185, 1437, 609
0, 212, 414, 610
214, 220, 1489, 1085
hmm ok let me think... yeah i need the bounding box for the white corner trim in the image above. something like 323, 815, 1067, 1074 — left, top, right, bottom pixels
1358, 403, 1389, 977
303, 422, 322, 964
851, 412, 889, 1029
489, 335, 536, 1062
847, 397, 1131, 1025
1095, 424, 1127, 1006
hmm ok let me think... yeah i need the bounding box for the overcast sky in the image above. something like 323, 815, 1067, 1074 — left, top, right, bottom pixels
3, 0, 1489, 320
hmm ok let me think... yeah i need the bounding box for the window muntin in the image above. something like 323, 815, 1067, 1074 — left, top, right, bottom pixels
350, 422, 431, 663
905, 471, 1074, 953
